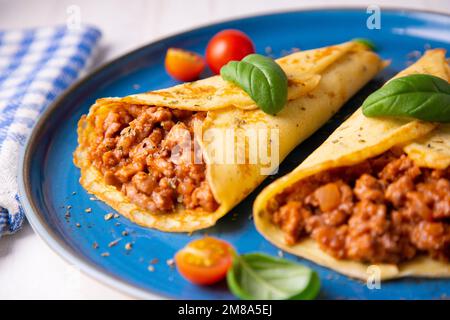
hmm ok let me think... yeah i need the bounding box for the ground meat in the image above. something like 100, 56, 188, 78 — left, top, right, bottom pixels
90, 105, 218, 213
270, 150, 450, 264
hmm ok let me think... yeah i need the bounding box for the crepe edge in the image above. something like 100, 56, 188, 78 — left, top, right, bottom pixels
255, 213, 450, 280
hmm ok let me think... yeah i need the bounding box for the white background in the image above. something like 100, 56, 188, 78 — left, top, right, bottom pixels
0, 0, 449, 299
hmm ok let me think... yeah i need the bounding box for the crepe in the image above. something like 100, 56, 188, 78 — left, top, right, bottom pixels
74, 41, 384, 232
254, 49, 450, 280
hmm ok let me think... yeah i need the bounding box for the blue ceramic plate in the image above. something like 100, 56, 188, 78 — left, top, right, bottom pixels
20, 8, 450, 299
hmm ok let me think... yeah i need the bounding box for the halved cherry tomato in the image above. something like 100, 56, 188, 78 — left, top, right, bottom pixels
175, 237, 234, 285
165, 48, 205, 82
206, 29, 255, 74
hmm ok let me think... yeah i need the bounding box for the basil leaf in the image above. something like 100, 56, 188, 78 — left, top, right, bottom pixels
226, 253, 320, 300
352, 38, 377, 51
220, 54, 288, 115
362, 74, 450, 122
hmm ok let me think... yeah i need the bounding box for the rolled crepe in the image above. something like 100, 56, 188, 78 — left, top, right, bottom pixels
74, 41, 384, 232
254, 49, 450, 280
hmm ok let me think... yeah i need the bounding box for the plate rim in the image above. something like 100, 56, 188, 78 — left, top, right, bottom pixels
18, 6, 450, 300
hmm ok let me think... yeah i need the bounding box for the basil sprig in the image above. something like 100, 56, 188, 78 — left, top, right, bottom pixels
226, 253, 320, 300
220, 54, 288, 115
362, 74, 450, 122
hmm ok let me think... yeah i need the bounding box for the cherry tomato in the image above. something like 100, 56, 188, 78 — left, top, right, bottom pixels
175, 237, 234, 285
205, 29, 255, 74
165, 48, 205, 82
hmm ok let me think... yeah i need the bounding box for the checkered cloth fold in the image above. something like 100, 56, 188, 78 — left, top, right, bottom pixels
0, 24, 101, 237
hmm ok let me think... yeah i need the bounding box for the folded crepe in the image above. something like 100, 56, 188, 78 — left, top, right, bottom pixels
254, 49, 450, 280
74, 41, 384, 232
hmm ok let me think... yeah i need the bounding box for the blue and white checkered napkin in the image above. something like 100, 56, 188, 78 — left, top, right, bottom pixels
0, 25, 101, 237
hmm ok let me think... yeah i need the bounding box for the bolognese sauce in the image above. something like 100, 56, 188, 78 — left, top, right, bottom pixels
269, 149, 450, 264
89, 104, 218, 213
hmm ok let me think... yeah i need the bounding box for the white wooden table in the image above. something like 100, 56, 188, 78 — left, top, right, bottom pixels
0, 0, 449, 299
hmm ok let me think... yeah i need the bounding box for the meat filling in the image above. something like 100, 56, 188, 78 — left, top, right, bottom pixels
270, 149, 450, 264
89, 104, 218, 213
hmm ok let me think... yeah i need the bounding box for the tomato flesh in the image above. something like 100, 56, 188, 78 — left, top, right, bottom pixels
165, 48, 205, 82
206, 29, 255, 74
175, 237, 234, 285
